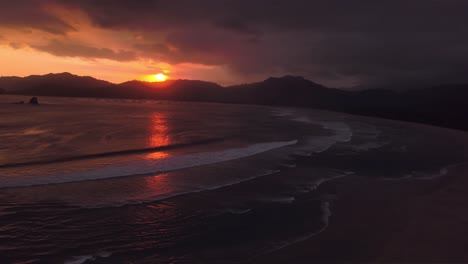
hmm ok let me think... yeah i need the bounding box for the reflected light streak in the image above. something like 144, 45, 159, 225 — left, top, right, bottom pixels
142, 173, 176, 199
146, 112, 172, 160
146, 151, 170, 159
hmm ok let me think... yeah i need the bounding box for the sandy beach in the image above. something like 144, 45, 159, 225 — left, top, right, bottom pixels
2, 97, 467, 263
253, 126, 468, 264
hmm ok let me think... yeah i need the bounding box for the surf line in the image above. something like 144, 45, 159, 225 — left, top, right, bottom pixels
0, 137, 227, 168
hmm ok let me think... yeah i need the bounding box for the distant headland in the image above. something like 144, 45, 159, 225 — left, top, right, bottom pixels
1, 72, 467, 131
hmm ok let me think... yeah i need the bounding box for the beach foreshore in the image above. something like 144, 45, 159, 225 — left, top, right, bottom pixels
252, 157, 468, 264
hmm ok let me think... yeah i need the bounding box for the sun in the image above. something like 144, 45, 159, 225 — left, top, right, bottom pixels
154, 73, 168, 82
141, 72, 170, 83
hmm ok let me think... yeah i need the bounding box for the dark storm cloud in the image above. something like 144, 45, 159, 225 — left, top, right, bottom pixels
0, 1, 75, 34
4, 0, 468, 87
57, 0, 468, 87
32, 40, 137, 61
307, 31, 468, 86
57, 0, 468, 33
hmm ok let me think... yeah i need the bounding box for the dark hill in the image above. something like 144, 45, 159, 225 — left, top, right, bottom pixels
0, 73, 112, 97
226, 76, 341, 106
1, 73, 467, 130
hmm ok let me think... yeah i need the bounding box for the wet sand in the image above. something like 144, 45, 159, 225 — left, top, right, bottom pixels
253, 128, 468, 264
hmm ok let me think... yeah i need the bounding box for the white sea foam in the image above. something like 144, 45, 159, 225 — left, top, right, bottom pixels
253, 170, 352, 256
266, 196, 296, 203
306, 173, 350, 191
280, 162, 297, 168
0, 140, 297, 188
350, 141, 390, 152
413, 163, 462, 180
271, 109, 296, 117
301, 121, 352, 153
83, 169, 282, 208
65, 255, 93, 264
223, 208, 252, 214
291, 116, 312, 123
260, 200, 334, 256
64, 251, 111, 264
271, 108, 353, 153
382, 163, 464, 181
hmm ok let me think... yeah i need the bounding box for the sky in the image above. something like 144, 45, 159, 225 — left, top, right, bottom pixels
1, 0, 467, 88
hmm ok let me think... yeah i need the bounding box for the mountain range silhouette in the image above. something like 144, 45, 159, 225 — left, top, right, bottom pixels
1, 72, 467, 130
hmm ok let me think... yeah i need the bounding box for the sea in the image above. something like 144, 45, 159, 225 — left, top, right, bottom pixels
0, 95, 465, 263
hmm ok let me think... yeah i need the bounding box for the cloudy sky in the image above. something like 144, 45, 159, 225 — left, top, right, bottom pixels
0, 0, 467, 87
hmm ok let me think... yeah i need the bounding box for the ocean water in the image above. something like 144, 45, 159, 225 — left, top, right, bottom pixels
0, 95, 465, 263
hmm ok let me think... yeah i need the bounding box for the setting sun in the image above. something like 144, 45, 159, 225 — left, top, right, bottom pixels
142, 73, 169, 82
154, 73, 168, 82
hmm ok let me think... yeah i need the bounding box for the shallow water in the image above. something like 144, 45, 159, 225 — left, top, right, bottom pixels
0, 95, 465, 263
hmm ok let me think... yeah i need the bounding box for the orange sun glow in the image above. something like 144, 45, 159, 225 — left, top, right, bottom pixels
153, 73, 168, 82
143, 73, 169, 82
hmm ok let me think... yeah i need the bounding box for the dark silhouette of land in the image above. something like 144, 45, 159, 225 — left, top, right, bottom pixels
1, 73, 467, 130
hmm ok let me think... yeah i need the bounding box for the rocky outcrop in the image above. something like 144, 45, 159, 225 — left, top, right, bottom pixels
29, 97, 39, 105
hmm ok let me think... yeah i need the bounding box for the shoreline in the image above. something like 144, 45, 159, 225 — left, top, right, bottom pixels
252, 125, 468, 263
2, 94, 468, 134
252, 161, 468, 263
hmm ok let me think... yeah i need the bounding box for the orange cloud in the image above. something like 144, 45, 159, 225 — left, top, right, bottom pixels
0, 1, 238, 84
32, 40, 137, 61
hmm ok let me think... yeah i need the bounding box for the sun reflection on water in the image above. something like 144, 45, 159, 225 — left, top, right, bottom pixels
142, 173, 175, 199
146, 112, 172, 159
146, 151, 170, 159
